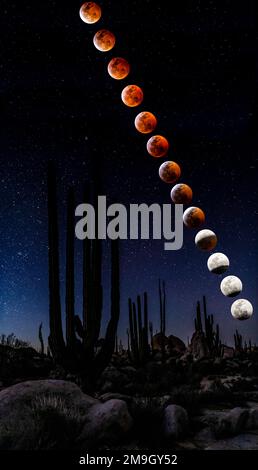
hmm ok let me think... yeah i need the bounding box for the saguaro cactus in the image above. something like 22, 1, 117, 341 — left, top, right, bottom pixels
47, 163, 120, 385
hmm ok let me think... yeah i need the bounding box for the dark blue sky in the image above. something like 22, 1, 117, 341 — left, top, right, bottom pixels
0, 0, 257, 348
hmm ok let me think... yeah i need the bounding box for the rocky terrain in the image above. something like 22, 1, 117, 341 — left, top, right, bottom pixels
1, 338, 258, 451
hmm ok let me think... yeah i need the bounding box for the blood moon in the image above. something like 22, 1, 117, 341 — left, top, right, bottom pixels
93, 30, 116, 52
79, 2, 102, 24
171, 183, 193, 205
121, 85, 144, 107
108, 58, 130, 80
183, 207, 205, 228
147, 135, 169, 158
159, 161, 181, 184
135, 112, 157, 134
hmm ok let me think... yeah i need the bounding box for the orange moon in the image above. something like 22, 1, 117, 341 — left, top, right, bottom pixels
171, 183, 193, 204
93, 30, 116, 52
79, 2, 102, 24
121, 85, 144, 107
108, 58, 130, 80
183, 207, 205, 229
147, 135, 169, 158
135, 112, 157, 134
159, 161, 181, 184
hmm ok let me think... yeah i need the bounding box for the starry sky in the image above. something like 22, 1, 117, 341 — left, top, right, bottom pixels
1, 0, 257, 348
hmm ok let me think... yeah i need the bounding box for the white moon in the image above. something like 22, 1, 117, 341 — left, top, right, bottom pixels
220, 276, 243, 297
231, 299, 253, 320
207, 252, 230, 274
195, 229, 217, 251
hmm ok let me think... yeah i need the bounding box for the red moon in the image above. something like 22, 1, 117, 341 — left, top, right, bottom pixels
147, 135, 169, 158
79, 2, 102, 24
159, 161, 181, 184
135, 112, 157, 134
171, 183, 193, 204
108, 58, 130, 80
121, 85, 144, 107
183, 207, 205, 229
93, 30, 116, 52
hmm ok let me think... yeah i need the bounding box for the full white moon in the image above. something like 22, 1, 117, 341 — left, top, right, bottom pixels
220, 275, 243, 297
231, 299, 253, 320
207, 252, 230, 274
195, 229, 217, 251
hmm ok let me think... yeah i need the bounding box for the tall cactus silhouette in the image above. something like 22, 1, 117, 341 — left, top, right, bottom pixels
128, 292, 149, 365
47, 162, 65, 361
47, 163, 120, 385
193, 295, 223, 357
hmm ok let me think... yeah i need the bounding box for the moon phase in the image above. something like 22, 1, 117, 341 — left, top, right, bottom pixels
183, 207, 205, 229
135, 112, 157, 134
195, 229, 217, 251
171, 183, 193, 205
80, 2, 102, 24
220, 276, 243, 297
121, 85, 144, 107
93, 30, 116, 52
159, 161, 181, 184
147, 135, 169, 158
108, 58, 130, 80
231, 299, 253, 320
207, 252, 230, 274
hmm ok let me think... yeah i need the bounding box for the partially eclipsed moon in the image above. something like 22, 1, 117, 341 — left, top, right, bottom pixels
108, 58, 130, 80
195, 229, 217, 251
79, 2, 102, 24
159, 161, 181, 184
183, 207, 205, 229
220, 275, 243, 297
171, 184, 193, 205
93, 30, 116, 52
121, 85, 144, 107
231, 299, 253, 320
207, 252, 230, 274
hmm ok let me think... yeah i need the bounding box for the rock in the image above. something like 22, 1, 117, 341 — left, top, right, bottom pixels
205, 432, 258, 450
79, 399, 133, 445
0, 380, 98, 450
246, 408, 258, 430
213, 407, 249, 438
222, 345, 234, 358
152, 333, 168, 351
0, 380, 97, 421
189, 331, 209, 359
98, 392, 133, 404
163, 405, 189, 439
167, 335, 186, 355
200, 377, 224, 393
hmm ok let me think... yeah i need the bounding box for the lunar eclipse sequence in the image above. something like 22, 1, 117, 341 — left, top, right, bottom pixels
79, 2, 254, 322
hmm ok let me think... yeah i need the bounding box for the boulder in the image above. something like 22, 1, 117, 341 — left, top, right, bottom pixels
79, 399, 133, 446
213, 407, 249, 438
152, 333, 168, 351
189, 331, 209, 359
222, 345, 234, 359
205, 433, 258, 450
0, 380, 98, 450
0, 380, 97, 421
167, 335, 186, 355
163, 404, 189, 439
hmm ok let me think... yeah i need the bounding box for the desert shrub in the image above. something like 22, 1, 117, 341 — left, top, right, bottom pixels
0, 333, 30, 348
0, 394, 84, 450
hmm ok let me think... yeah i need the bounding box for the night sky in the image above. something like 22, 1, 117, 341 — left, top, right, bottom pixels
1, 0, 257, 348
